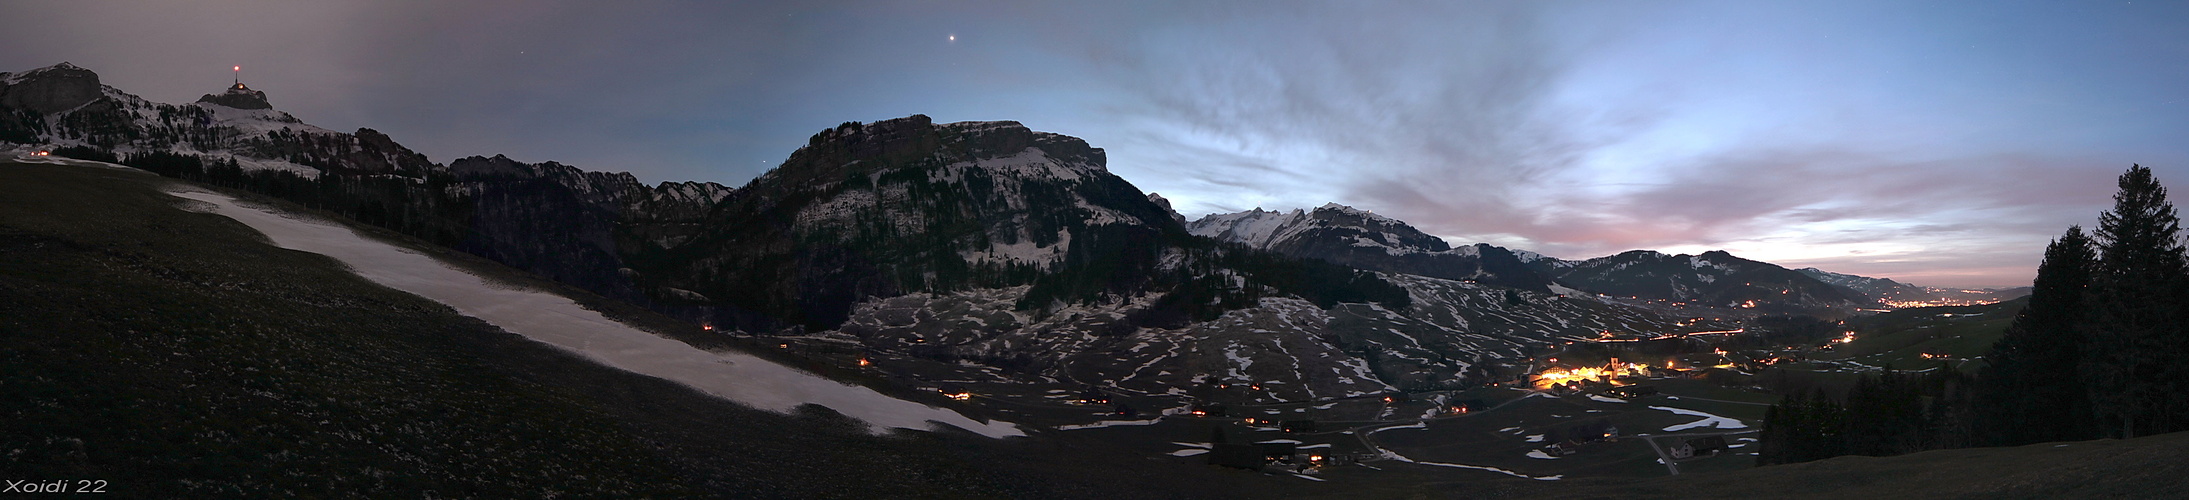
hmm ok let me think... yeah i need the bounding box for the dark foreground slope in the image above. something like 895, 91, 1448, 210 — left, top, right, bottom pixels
1373, 431, 2189, 499
0, 161, 1343, 498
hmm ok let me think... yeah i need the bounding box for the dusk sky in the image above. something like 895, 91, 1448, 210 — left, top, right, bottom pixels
6, 0, 2187, 288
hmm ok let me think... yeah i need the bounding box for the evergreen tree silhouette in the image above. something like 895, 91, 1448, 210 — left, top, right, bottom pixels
2084, 164, 2188, 438
1978, 226, 2096, 445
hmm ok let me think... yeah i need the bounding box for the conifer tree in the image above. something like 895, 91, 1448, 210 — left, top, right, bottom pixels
2085, 164, 2188, 438
1978, 226, 2096, 445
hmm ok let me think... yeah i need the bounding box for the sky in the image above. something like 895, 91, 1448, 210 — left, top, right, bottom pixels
5, 0, 2187, 288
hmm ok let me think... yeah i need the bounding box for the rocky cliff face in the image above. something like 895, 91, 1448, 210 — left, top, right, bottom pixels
0, 62, 103, 114
440, 154, 733, 307
631, 115, 1193, 329
197, 84, 272, 110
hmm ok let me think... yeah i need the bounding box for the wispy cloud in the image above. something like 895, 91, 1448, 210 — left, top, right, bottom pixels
1062, 2, 2146, 287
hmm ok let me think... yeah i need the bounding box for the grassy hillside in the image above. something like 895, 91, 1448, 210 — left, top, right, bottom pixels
0, 160, 1342, 498
0, 162, 687, 496
1824, 298, 2026, 369
14, 158, 2185, 498
1411, 430, 2189, 499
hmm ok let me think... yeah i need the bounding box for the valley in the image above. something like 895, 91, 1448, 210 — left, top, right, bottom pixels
7, 58, 2176, 499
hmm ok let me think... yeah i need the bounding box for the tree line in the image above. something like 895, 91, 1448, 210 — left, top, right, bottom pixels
1980, 164, 2189, 443
1755, 365, 1976, 464
54, 147, 473, 247
1759, 164, 2189, 465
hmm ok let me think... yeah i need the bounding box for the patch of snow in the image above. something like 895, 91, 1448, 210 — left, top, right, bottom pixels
1380, 451, 1561, 481
963, 228, 1072, 268
1587, 394, 1629, 404
793, 188, 877, 228
1372, 423, 1427, 434
1055, 418, 1164, 430
1649, 406, 1747, 432
950, 147, 1087, 182
1193, 209, 1301, 246
1525, 434, 1545, 442
1525, 450, 1558, 460
1168, 449, 1210, 457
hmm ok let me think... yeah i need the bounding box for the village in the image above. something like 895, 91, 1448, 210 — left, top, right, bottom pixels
683, 284, 2015, 486
760, 333, 1848, 482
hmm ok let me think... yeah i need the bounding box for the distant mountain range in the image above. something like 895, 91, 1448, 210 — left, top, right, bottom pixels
1533, 249, 1865, 312
0, 61, 2013, 399
1795, 267, 2029, 307
1186, 203, 1553, 293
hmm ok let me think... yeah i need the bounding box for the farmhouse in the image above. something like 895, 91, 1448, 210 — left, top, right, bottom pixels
1669, 435, 1730, 459
1605, 385, 1659, 399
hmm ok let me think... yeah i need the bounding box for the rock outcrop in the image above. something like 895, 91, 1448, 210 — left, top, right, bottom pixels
196, 83, 272, 110
0, 62, 103, 114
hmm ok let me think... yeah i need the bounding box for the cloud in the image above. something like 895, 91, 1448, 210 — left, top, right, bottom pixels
1061, 2, 2125, 287
1083, 3, 1599, 215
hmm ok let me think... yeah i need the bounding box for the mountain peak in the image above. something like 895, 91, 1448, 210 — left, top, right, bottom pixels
0, 61, 104, 113
449, 154, 541, 179
5, 61, 89, 78
1147, 192, 1188, 225
761, 115, 1108, 193
1187, 203, 1556, 291
11, 61, 91, 78
197, 82, 271, 110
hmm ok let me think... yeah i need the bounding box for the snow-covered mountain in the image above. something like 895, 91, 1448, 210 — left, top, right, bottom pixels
1187, 204, 1553, 292
1181, 202, 1867, 315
